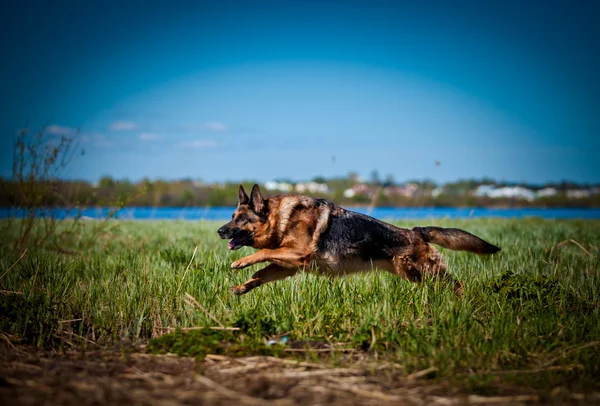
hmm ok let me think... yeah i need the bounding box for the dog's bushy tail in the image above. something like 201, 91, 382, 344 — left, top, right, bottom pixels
413, 226, 500, 255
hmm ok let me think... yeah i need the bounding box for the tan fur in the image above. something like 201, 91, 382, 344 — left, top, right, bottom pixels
230, 194, 335, 293
231, 202, 449, 293
309, 204, 331, 253
225, 185, 497, 295
276, 196, 300, 235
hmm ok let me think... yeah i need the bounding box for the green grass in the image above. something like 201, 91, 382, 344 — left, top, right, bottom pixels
1, 218, 599, 392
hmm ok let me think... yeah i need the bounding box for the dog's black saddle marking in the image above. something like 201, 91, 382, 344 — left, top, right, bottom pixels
317, 209, 409, 261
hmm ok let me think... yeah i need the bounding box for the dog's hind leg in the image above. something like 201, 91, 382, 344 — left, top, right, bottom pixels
419, 246, 463, 294
390, 252, 463, 294
390, 255, 422, 283
232, 263, 299, 295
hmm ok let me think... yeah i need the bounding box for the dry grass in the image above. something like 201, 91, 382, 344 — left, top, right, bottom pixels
5, 343, 598, 405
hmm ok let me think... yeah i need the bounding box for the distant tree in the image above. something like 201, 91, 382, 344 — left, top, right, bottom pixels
370, 170, 381, 186
183, 189, 194, 205
481, 177, 496, 185
384, 174, 395, 187
99, 175, 115, 188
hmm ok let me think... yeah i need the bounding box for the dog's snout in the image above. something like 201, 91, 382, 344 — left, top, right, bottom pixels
217, 225, 231, 238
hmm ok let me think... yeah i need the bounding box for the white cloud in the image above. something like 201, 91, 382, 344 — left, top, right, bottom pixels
163, 121, 230, 134
180, 140, 218, 148
109, 120, 136, 131
139, 133, 161, 141
202, 122, 228, 133
79, 133, 116, 148
47, 124, 76, 135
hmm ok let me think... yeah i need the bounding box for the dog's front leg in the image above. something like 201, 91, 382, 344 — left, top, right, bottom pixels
230, 250, 270, 269
232, 263, 299, 295
231, 248, 306, 269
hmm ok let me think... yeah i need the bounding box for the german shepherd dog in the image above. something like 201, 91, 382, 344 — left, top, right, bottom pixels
218, 184, 500, 295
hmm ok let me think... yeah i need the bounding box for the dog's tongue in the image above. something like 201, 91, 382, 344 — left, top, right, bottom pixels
228, 237, 239, 250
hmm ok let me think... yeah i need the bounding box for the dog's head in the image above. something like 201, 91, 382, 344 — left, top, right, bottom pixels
217, 184, 267, 250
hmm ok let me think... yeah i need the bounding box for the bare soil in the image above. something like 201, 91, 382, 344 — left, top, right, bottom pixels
1, 343, 597, 406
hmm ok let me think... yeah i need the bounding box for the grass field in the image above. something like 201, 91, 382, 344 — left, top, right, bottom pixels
1, 217, 599, 398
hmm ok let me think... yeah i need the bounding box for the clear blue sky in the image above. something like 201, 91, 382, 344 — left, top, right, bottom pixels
1, 0, 598, 184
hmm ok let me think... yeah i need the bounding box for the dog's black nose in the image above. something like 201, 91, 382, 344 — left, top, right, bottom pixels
217, 226, 229, 238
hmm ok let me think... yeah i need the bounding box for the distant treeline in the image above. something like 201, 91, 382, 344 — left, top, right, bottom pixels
1, 176, 599, 208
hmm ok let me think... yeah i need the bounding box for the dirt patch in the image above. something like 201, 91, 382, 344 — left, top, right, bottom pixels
0, 343, 596, 406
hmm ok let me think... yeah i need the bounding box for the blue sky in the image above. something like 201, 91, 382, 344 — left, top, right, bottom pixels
1, 0, 598, 184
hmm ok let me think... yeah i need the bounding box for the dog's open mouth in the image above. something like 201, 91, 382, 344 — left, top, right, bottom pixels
228, 233, 250, 250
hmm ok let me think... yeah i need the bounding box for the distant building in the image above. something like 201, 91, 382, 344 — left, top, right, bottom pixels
474, 185, 495, 197
265, 181, 293, 192
474, 185, 535, 201
536, 187, 557, 198
295, 182, 330, 194
567, 189, 591, 198
384, 184, 419, 198
350, 183, 379, 198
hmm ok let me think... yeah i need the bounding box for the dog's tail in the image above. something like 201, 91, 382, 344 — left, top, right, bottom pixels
413, 226, 500, 255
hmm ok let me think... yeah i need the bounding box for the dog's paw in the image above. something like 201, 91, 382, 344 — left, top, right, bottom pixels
231, 284, 247, 295
454, 281, 465, 296
231, 259, 249, 269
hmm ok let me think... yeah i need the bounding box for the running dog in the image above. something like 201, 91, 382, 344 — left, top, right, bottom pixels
218, 184, 500, 295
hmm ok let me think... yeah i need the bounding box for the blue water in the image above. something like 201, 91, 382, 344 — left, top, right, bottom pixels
2, 207, 600, 220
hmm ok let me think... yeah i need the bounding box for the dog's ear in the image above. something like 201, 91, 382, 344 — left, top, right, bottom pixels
238, 184, 250, 205
250, 184, 264, 213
